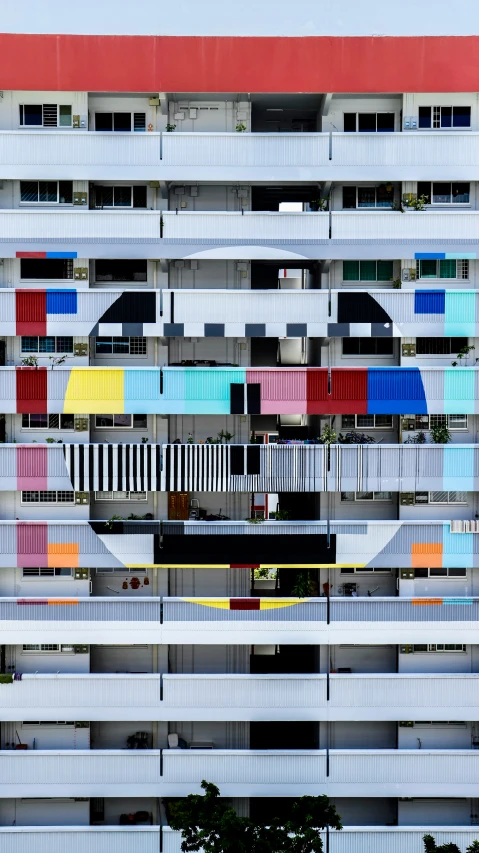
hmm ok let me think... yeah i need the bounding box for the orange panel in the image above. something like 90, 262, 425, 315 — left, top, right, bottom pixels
47, 542, 79, 569
411, 542, 442, 569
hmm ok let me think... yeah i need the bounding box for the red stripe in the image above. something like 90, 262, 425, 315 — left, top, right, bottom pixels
0, 34, 477, 92
15, 367, 48, 415
230, 598, 261, 610
16, 290, 47, 336
16, 253, 46, 259
330, 368, 368, 415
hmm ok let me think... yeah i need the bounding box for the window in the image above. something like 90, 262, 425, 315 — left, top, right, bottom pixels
96, 567, 147, 574
418, 105, 471, 129
414, 567, 467, 578
414, 491, 467, 505
342, 338, 394, 356
21, 491, 75, 505
94, 491, 147, 501
342, 185, 394, 209
95, 337, 147, 355
20, 258, 73, 280
21, 336, 74, 354
20, 181, 73, 204
344, 112, 395, 132
413, 414, 467, 431
411, 644, 466, 652
95, 260, 147, 282
340, 567, 392, 574
22, 414, 75, 430
22, 568, 74, 577
22, 644, 75, 652
416, 259, 469, 280
341, 491, 393, 502
413, 721, 465, 726
94, 112, 146, 132
342, 414, 393, 429
342, 260, 394, 282
94, 414, 147, 429
24, 721, 75, 726
19, 104, 72, 128
93, 185, 147, 208
415, 337, 468, 355
417, 182, 470, 204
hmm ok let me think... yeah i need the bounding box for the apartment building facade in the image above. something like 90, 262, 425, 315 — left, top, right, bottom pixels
1, 3, 479, 851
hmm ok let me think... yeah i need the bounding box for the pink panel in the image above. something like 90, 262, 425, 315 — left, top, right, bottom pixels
17, 446, 48, 490
248, 369, 307, 401
16, 522, 48, 567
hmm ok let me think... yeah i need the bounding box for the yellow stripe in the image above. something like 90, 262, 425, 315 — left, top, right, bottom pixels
64, 369, 124, 414
182, 598, 230, 609
259, 599, 309, 609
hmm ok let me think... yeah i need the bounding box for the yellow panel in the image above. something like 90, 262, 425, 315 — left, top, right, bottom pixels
64, 369, 124, 414
181, 598, 230, 610
260, 599, 309, 609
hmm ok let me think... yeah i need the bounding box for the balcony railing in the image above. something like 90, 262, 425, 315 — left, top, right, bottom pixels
162, 827, 479, 853
2, 595, 479, 645
0, 130, 477, 181
2, 209, 479, 257
0, 518, 475, 570
2, 365, 478, 416
0, 827, 161, 853
1, 288, 476, 339
3, 673, 478, 721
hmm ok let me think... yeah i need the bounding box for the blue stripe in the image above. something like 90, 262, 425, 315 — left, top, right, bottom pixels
415, 253, 445, 260
45, 252, 77, 259
414, 290, 445, 315
46, 289, 78, 315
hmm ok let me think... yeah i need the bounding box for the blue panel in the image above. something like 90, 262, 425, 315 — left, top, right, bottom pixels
443, 446, 474, 492
46, 289, 78, 315
414, 253, 445, 260
367, 368, 427, 414
442, 523, 473, 568
414, 290, 445, 315
45, 252, 78, 259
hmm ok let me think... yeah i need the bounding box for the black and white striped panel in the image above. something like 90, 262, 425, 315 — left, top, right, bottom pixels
161, 444, 232, 492
63, 444, 161, 492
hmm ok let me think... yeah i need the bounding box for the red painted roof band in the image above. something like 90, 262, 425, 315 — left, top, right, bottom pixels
0, 34, 478, 92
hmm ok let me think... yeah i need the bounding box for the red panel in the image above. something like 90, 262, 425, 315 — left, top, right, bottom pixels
16, 253, 46, 259
230, 598, 261, 610
330, 368, 368, 415
15, 367, 48, 414
0, 34, 477, 92
306, 369, 329, 415
16, 290, 46, 336
16, 523, 48, 568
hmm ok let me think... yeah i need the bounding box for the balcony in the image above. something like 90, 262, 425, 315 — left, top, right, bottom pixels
0, 130, 477, 182
0, 827, 161, 853
162, 827, 479, 853
3, 673, 479, 722
2, 595, 479, 645
0, 750, 162, 797
2, 366, 478, 416
4, 209, 479, 259
162, 748, 479, 796
2, 288, 477, 339
3, 441, 478, 495
0, 518, 475, 570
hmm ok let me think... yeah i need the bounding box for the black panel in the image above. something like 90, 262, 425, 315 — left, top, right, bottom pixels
246, 445, 261, 475
230, 383, 245, 415
247, 383, 261, 414
98, 291, 156, 324
245, 324, 266, 337
205, 323, 225, 337
230, 446, 245, 475
338, 292, 391, 324
153, 533, 336, 565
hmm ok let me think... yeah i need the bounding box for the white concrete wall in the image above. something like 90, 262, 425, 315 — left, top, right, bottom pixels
168, 336, 249, 366
0, 567, 90, 597
0, 491, 89, 521
169, 568, 250, 598
0, 797, 89, 826
10, 645, 90, 674
169, 183, 249, 212
89, 643, 156, 674
398, 722, 472, 750
398, 797, 472, 826
169, 259, 250, 290
0, 92, 87, 131
322, 95, 402, 133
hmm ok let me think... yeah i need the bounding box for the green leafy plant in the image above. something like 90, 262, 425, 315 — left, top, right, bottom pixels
0, 674, 13, 685
49, 354, 68, 368
217, 430, 235, 443
452, 344, 478, 367
21, 356, 38, 367
430, 423, 451, 444
141, 437, 149, 443
404, 431, 427, 444
423, 833, 464, 853
245, 516, 265, 524
168, 780, 342, 853
271, 509, 291, 521
319, 424, 337, 445
392, 278, 402, 289
235, 122, 247, 132
309, 198, 329, 211
291, 570, 315, 598
405, 194, 428, 211
166, 123, 176, 132
104, 514, 123, 530
338, 431, 376, 445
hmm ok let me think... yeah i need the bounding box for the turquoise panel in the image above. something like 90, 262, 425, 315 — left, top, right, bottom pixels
162, 369, 186, 403
184, 368, 246, 403
444, 292, 476, 337
443, 369, 475, 414
442, 523, 473, 568
443, 446, 474, 492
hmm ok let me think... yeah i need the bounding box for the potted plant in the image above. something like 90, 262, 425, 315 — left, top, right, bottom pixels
235, 122, 247, 132
166, 123, 176, 132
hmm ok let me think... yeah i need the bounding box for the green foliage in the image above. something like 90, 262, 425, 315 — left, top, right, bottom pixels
291, 571, 314, 598
0, 674, 13, 685
404, 431, 426, 445
168, 780, 342, 853
236, 122, 247, 132
406, 194, 429, 211
166, 123, 177, 132
430, 423, 451, 444
271, 509, 290, 521
319, 425, 337, 445
423, 834, 463, 853
21, 356, 39, 367
452, 344, 478, 367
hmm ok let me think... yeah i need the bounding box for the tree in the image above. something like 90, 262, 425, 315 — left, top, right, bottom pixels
167, 780, 342, 853
423, 834, 479, 853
